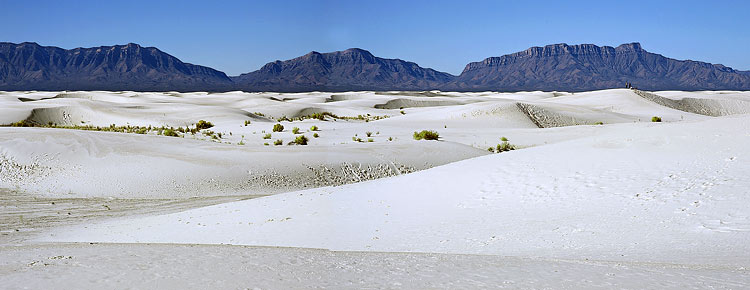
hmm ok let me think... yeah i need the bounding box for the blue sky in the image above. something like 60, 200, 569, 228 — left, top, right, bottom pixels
2, 0, 748, 76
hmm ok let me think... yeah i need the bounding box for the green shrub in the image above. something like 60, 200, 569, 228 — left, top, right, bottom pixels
367, 138, 374, 142
263, 133, 272, 139
400, 110, 405, 115
488, 147, 495, 152
651, 116, 662, 122
500, 136, 508, 142
388, 137, 393, 141
496, 141, 515, 152
244, 120, 251, 126
293, 135, 309, 145
366, 131, 373, 137
310, 125, 319, 131
313, 133, 319, 138
274, 139, 283, 146
264, 142, 269, 146
595, 121, 604, 125
413, 130, 439, 140
196, 120, 214, 130
162, 128, 179, 137
292, 127, 300, 134
272, 124, 284, 132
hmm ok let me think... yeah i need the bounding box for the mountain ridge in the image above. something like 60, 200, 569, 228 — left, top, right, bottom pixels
1, 41, 749, 92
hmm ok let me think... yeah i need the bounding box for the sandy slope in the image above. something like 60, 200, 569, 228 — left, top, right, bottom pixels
3, 88, 750, 288
1, 243, 747, 289
39, 115, 750, 265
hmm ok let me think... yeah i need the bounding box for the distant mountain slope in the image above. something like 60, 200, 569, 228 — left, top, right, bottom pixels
232, 48, 455, 91
450, 43, 750, 91
1, 42, 749, 92
0, 42, 232, 91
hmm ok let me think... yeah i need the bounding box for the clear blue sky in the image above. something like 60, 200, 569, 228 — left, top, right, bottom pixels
2, 0, 748, 76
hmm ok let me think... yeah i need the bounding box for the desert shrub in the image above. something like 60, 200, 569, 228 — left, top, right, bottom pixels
367, 138, 374, 142
310, 125, 319, 131
264, 142, 269, 146
366, 132, 373, 137
273, 124, 284, 132
388, 137, 393, 141
196, 120, 214, 130
500, 136, 509, 142
400, 110, 405, 115
651, 116, 662, 122
595, 121, 604, 125
263, 133, 272, 139
274, 139, 283, 146
162, 128, 179, 137
244, 120, 251, 126
488, 147, 495, 152
293, 135, 309, 145
413, 130, 439, 140
496, 141, 516, 152
313, 133, 319, 138
292, 127, 300, 134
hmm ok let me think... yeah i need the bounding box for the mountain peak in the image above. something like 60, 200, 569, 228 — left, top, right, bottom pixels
616, 42, 642, 51
456, 42, 750, 91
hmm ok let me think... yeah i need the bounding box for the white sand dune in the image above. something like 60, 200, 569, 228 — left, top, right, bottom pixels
38, 115, 750, 267
2, 88, 750, 288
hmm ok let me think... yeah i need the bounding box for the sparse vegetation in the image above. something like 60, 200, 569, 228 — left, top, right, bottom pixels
274, 139, 283, 146
310, 125, 319, 131
495, 137, 516, 153
162, 128, 179, 137
273, 123, 284, 132
367, 138, 374, 142
292, 127, 300, 134
595, 121, 604, 125
313, 133, 319, 138
651, 116, 662, 122
400, 110, 405, 115
244, 120, 251, 126
366, 131, 373, 137
276, 112, 390, 122
196, 120, 214, 130
292, 135, 309, 145
263, 133, 272, 139
388, 137, 393, 141
413, 130, 439, 141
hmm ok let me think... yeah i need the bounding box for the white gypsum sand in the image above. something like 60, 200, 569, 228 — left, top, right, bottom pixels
2, 89, 750, 288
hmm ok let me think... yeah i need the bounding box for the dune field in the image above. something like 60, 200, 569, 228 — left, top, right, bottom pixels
1, 89, 750, 288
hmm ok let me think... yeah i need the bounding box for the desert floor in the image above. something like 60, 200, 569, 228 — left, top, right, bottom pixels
1, 89, 749, 289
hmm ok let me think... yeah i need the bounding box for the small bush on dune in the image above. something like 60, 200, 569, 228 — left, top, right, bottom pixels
367, 138, 374, 142
413, 130, 439, 141
313, 133, 319, 138
244, 120, 251, 126
274, 139, 283, 146
196, 120, 214, 130
651, 116, 662, 122
293, 135, 309, 145
263, 133, 272, 139
162, 128, 179, 137
292, 127, 300, 134
500, 136, 509, 142
272, 124, 284, 132
595, 121, 604, 125
310, 125, 319, 131
366, 132, 373, 137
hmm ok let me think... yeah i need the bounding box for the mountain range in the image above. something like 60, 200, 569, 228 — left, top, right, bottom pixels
1, 42, 749, 92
